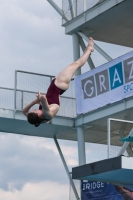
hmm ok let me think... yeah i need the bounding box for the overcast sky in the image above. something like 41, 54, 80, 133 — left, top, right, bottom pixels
0, 0, 132, 200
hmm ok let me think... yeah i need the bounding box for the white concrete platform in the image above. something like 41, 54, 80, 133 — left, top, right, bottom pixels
72, 156, 133, 186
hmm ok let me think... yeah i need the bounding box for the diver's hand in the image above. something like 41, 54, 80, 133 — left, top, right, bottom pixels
34, 97, 40, 104
36, 91, 46, 102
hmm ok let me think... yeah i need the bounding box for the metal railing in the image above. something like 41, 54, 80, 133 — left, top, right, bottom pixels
62, 0, 107, 24
0, 70, 76, 118
0, 87, 14, 110
14, 70, 76, 118
14, 89, 76, 118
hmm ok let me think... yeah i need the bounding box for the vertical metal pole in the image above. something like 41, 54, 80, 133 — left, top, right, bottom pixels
107, 118, 110, 158
72, 33, 86, 165
75, 0, 77, 17
73, 33, 86, 198
77, 127, 86, 165
21, 91, 23, 110
72, 34, 81, 76
54, 137, 80, 200
84, 0, 86, 12
14, 70, 17, 118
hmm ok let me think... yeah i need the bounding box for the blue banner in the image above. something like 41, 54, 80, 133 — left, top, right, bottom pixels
81, 181, 133, 200
75, 51, 133, 114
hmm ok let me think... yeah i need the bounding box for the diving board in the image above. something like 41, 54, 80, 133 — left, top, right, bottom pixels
72, 156, 133, 186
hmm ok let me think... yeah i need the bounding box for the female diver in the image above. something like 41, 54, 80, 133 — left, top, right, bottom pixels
23, 37, 94, 127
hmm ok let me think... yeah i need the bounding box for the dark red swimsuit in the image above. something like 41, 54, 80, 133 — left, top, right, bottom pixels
39, 78, 66, 110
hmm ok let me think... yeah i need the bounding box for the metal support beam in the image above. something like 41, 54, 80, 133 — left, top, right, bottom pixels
47, 0, 69, 22
75, 0, 77, 17
73, 33, 86, 165
73, 33, 86, 198
72, 34, 81, 76
54, 137, 80, 200
126, 144, 133, 157
84, 0, 86, 12
94, 42, 113, 62
68, 0, 75, 18
107, 118, 110, 158
79, 37, 95, 70
78, 32, 113, 62
117, 128, 133, 156
77, 127, 86, 165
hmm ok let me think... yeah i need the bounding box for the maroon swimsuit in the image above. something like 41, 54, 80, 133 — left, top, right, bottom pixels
39, 78, 66, 110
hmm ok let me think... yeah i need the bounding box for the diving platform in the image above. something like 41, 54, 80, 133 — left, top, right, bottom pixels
63, 0, 133, 48
1, 95, 133, 146
0, 109, 74, 139
72, 156, 133, 186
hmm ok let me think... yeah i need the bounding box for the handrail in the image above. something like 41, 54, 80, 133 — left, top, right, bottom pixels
0, 87, 14, 91
16, 70, 55, 78
16, 70, 74, 80
62, 0, 108, 24
0, 86, 76, 118
0, 87, 75, 100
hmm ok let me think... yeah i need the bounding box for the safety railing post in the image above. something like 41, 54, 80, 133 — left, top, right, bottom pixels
75, 0, 77, 16
84, 0, 86, 12
21, 91, 23, 110
14, 70, 17, 118
107, 118, 110, 158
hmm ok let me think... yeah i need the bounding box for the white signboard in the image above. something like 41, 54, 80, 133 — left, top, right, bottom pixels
75, 51, 133, 114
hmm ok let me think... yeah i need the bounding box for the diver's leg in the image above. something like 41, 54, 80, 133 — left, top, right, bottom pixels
55, 38, 94, 90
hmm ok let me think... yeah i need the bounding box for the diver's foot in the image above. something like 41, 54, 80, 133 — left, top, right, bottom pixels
88, 37, 94, 53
